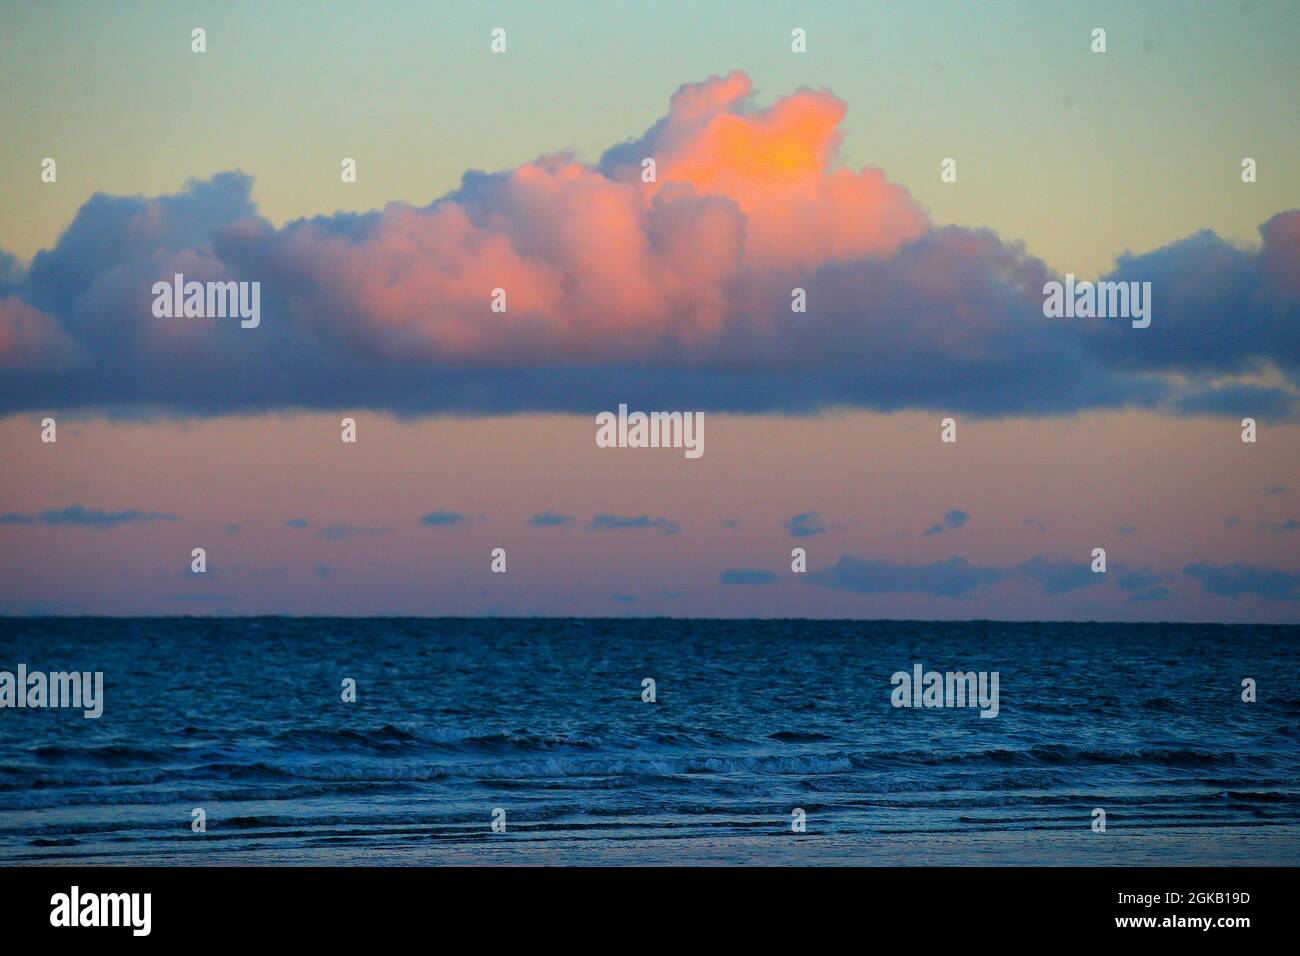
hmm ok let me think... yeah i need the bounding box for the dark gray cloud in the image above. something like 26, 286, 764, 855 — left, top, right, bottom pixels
1173, 382, 1299, 420
1082, 218, 1300, 383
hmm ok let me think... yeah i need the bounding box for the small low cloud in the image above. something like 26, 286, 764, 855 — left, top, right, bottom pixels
1128, 587, 1172, 602
1113, 565, 1167, 601
923, 508, 969, 536
1019, 557, 1164, 599
720, 568, 777, 585
1114, 566, 1162, 592
807, 551, 1178, 600
1117, 525, 1137, 535
785, 511, 838, 538
808, 555, 1008, 597
529, 511, 572, 528
420, 510, 470, 529
285, 518, 310, 529
590, 514, 680, 535
317, 523, 390, 540
1257, 518, 1300, 534
0, 505, 178, 528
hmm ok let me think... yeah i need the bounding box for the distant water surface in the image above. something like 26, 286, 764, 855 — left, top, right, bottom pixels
1, 618, 1297, 865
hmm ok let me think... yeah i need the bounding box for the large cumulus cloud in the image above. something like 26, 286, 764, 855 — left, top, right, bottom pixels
1, 72, 1296, 417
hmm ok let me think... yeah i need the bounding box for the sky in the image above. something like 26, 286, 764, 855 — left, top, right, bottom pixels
0, 0, 1297, 619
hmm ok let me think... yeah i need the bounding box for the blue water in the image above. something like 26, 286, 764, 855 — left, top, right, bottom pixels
1, 618, 1297, 865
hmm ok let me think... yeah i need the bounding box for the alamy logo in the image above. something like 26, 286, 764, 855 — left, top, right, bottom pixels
890, 663, 999, 718
595, 404, 704, 459
151, 273, 261, 328
0, 665, 103, 718
1042, 274, 1151, 328
50, 886, 151, 936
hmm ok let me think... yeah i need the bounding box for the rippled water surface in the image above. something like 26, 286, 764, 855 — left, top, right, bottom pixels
1, 618, 1297, 865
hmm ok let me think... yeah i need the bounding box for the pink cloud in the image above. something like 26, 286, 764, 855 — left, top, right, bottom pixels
1260, 210, 1300, 297
223, 72, 926, 364
0, 298, 79, 369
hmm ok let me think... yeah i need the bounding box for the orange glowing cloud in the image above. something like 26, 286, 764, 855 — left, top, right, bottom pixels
622, 72, 928, 269
221, 71, 928, 362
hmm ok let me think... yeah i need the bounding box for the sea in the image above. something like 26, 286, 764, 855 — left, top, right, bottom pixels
1, 618, 1297, 865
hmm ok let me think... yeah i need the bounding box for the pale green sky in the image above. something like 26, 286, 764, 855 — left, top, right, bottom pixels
2, 0, 1297, 275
